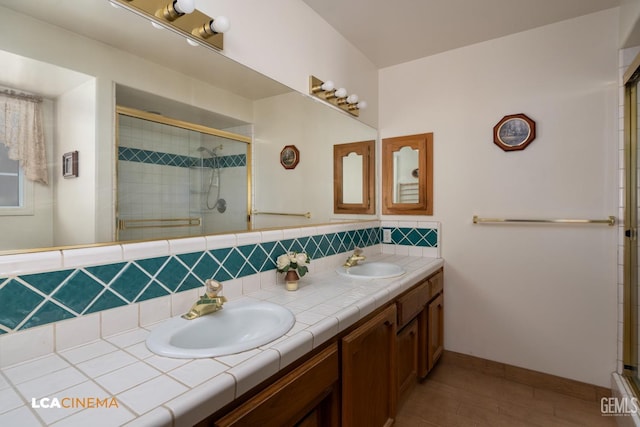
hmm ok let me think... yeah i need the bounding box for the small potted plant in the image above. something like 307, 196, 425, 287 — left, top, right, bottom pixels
276, 251, 310, 291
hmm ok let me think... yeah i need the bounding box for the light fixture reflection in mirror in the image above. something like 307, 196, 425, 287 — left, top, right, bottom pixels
309, 76, 367, 117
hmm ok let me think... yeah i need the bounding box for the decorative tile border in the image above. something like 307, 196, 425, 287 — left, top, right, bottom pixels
118, 147, 246, 169
383, 226, 438, 247
0, 226, 382, 334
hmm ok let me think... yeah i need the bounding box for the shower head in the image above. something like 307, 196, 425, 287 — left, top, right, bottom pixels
196, 145, 223, 158
197, 147, 216, 157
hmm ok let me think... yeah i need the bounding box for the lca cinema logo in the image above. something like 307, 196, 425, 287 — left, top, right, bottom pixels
31, 396, 119, 409
601, 397, 639, 416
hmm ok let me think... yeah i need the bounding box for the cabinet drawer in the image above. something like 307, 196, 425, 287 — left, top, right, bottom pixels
396, 280, 429, 328
215, 343, 339, 427
429, 270, 443, 299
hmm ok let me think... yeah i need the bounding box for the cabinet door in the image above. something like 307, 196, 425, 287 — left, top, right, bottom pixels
214, 343, 339, 427
342, 304, 397, 427
427, 293, 444, 371
396, 318, 418, 404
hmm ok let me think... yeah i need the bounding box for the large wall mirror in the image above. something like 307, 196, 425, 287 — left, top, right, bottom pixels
382, 133, 434, 215
0, 0, 377, 253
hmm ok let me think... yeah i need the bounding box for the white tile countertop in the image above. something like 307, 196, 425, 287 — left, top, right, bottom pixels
0, 254, 443, 427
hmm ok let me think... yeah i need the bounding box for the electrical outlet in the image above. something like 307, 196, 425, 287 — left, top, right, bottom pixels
382, 229, 392, 243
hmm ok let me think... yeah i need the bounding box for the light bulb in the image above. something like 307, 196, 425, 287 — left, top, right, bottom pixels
335, 88, 347, 98
174, 0, 195, 15
357, 101, 367, 110
210, 16, 230, 33
321, 81, 334, 91
346, 94, 359, 104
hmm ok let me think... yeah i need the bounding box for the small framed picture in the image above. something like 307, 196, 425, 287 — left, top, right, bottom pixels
280, 145, 300, 169
62, 151, 78, 178
493, 114, 536, 152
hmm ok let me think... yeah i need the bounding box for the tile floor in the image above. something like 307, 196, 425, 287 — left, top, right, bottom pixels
396, 355, 617, 427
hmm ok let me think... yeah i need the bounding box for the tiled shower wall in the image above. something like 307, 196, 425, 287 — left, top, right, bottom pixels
0, 221, 439, 336
117, 115, 249, 241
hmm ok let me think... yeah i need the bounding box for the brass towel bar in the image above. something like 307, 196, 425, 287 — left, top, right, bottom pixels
472, 215, 616, 226
117, 217, 201, 230
252, 210, 311, 219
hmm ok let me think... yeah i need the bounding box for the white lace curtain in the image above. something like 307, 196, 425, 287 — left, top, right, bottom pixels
0, 91, 48, 184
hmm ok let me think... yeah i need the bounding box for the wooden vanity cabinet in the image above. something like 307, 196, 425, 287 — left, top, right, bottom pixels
212, 343, 339, 427
396, 268, 444, 399
208, 268, 443, 427
341, 304, 397, 427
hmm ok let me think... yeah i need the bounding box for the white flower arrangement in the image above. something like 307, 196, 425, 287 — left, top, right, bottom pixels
276, 251, 310, 277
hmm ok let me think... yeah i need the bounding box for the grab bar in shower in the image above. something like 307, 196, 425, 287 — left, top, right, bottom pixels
252, 210, 311, 219
117, 217, 202, 230
472, 215, 616, 226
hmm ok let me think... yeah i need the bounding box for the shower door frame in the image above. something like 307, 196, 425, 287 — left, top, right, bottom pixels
115, 106, 253, 241
623, 52, 640, 391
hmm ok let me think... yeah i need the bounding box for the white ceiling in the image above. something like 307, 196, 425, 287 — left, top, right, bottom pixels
301, 0, 621, 68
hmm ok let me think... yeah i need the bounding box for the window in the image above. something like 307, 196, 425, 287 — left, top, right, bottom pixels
0, 144, 20, 206
0, 144, 32, 215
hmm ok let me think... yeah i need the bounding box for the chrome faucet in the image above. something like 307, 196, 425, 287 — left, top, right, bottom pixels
182, 279, 227, 320
344, 248, 366, 268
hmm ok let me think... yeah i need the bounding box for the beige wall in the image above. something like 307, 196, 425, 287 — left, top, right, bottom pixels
198, 0, 379, 128
379, 9, 619, 387
54, 80, 97, 246
621, 0, 640, 47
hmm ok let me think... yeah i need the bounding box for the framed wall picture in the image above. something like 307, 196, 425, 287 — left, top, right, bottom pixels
493, 113, 536, 151
62, 151, 78, 178
280, 145, 300, 169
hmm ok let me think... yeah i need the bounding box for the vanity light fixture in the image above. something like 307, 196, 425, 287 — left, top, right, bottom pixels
311, 80, 334, 94
309, 76, 366, 117
157, 0, 195, 21
111, 0, 228, 51
194, 15, 231, 38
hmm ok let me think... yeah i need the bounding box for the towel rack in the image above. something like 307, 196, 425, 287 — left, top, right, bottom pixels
472, 215, 616, 226
252, 210, 311, 219
117, 217, 201, 230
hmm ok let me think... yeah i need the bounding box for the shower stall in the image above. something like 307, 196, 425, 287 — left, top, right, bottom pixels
116, 107, 251, 242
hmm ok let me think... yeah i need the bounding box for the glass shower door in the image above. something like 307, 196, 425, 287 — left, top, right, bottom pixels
623, 57, 640, 390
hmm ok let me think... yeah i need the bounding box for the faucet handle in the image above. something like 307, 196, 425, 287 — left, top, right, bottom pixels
205, 279, 223, 298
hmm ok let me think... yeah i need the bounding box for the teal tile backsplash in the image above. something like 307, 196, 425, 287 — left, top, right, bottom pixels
0, 224, 438, 335
118, 147, 246, 169
384, 226, 438, 247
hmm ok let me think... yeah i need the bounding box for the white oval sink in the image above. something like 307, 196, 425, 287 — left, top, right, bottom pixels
336, 262, 406, 279
146, 299, 295, 358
